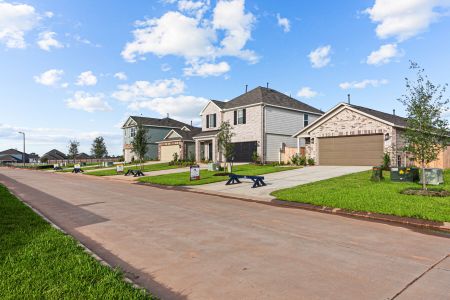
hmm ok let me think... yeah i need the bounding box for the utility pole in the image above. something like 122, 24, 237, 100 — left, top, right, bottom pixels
18, 131, 25, 166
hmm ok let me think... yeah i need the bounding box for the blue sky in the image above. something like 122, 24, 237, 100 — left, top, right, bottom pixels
1, 0, 450, 155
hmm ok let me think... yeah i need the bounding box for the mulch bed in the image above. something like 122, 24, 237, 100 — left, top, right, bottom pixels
401, 188, 450, 197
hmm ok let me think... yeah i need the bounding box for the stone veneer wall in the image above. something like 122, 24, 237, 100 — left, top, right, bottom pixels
305, 108, 405, 166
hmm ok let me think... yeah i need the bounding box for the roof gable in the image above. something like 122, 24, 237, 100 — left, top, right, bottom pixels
124, 116, 193, 129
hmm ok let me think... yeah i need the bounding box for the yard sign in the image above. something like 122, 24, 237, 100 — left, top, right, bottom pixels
74, 164, 81, 170
190, 165, 200, 181
116, 164, 124, 173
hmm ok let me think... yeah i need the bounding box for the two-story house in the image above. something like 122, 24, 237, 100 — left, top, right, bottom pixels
193, 86, 323, 163
122, 116, 199, 162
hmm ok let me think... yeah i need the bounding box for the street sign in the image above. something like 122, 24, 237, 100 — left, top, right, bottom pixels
190, 165, 200, 181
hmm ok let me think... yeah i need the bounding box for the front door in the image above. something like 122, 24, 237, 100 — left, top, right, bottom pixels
208, 142, 213, 161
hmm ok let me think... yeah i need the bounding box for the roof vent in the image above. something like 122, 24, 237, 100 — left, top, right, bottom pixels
393, 109, 396, 116
347, 94, 351, 104
245, 84, 248, 93
166, 113, 169, 118
266, 82, 269, 89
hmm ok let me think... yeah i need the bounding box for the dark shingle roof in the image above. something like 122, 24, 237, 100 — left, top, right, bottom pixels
0, 154, 21, 162
0, 148, 24, 155
42, 149, 67, 160
76, 152, 91, 159
215, 87, 323, 114
129, 116, 194, 129
350, 104, 407, 127
211, 100, 226, 109
193, 130, 220, 138
164, 127, 202, 141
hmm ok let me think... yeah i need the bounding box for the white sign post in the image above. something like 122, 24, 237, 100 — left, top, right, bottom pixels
190, 165, 200, 181
116, 164, 124, 173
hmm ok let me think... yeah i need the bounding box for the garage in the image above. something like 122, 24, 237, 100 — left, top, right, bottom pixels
232, 141, 257, 162
318, 134, 384, 166
160, 144, 180, 162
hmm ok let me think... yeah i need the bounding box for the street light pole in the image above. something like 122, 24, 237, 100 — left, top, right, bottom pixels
18, 131, 25, 166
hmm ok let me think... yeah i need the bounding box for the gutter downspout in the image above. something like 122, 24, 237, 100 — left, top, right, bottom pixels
262, 104, 266, 164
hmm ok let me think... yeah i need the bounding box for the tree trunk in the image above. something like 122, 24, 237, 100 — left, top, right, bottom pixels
421, 160, 427, 190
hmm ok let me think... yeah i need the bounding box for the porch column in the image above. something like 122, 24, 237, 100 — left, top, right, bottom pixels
195, 139, 200, 162
297, 137, 300, 155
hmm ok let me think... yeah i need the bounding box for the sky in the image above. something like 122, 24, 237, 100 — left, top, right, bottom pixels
1, 0, 450, 156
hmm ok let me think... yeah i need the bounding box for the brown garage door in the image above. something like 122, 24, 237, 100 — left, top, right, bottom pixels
318, 134, 384, 166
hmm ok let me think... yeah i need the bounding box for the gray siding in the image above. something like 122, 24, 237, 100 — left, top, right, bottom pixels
265, 106, 303, 135
123, 126, 173, 160
265, 134, 297, 162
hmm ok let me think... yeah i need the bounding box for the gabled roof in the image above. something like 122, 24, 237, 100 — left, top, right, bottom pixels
76, 152, 91, 159
224, 87, 323, 114
123, 116, 194, 129
42, 149, 67, 160
162, 127, 202, 142
349, 104, 407, 127
211, 100, 226, 109
0, 154, 21, 162
293, 102, 407, 137
0, 148, 25, 156
193, 130, 220, 138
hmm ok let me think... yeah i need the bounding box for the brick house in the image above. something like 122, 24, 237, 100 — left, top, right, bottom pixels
293, 102, 414, 166
194, 86, 323, 163
157, 126, 201, 161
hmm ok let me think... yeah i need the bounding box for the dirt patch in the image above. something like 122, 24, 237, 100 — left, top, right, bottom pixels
401, 188, 450, 197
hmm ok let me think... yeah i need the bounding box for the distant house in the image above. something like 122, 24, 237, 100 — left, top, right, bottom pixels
122, 116, 197, 163
0, 149, 29, 164
158, 126, 202, 161
41, 149, 68, 162
194, 86, 323, 163
76, 152, 91, 159
28, 153, 40, 163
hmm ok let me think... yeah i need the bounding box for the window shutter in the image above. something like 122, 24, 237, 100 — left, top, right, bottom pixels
234, 111, 237, 125
213, 114, 217, 127
243, 109, 246, 124
206, 115, 209, 128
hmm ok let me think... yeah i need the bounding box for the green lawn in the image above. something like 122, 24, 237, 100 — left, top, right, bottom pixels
86, 162, 182, 176
271, 170, 450, 222
0, 185, 154, 299
138, 164, 299, 186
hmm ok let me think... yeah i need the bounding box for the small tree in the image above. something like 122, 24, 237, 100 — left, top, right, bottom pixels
398, 62, 449, 190
91, 136, 108, 158
217, 121, 235, 171
68, 140, 80, 163
131, 123, 149, 170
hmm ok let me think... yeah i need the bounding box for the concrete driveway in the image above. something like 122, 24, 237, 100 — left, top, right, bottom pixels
192, 166, 371, 200
0, 168, 449, 300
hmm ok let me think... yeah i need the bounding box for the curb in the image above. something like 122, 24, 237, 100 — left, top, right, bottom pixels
137, 182, 450, 235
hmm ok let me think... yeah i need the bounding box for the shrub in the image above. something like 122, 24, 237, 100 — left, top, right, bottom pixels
382, 153, 390, 170
299, 155, 307, 166
172, 152, 179, 162
251, 151, 261, 164
307, 158, 315, 166
290, 154, 300, 165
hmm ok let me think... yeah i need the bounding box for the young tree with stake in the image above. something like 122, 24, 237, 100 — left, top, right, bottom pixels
398, 62, 449, 190
217, 121, 235, 172
131, 123, 149, 170
68, 140, 80, 163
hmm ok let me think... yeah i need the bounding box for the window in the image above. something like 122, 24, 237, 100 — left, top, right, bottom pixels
130, 127, 136, 138
234, 108, 246, 125
206, 114, 216, 128
303, 114, 309, 127
305, 137, 311, 145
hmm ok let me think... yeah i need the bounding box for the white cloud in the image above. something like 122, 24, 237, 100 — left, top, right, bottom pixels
366, 43, 403, 65
121, 0, 257, 76
37, 31, 63, 51
161, 63, 171, 72
66, 91, 112, 113
276, 13, 290, 32
339, 79, 389, 90
128, 95, 208, 125
114, 72, 127, 80
308, 45, 331, 68
178, 0, 210, 19
297, 87, 318, 99
112, 78, 185, 102
34, 69, 64, 86
184, 61, 230, 77
0, 123, 122, 155
0, 2, 40, 48
365, 0, 450, 42
76, 71, 98, 86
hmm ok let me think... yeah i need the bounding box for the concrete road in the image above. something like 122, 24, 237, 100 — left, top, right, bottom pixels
0, 168, 449, 300
192, 166, 371, 200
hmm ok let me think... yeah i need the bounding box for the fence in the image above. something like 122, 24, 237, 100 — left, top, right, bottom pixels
280, 147, 305, 164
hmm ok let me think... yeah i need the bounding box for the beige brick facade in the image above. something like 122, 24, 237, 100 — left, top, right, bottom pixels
305, 108, 409, 166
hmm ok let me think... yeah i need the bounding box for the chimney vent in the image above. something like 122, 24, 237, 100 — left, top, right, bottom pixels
167, 113, 169, 118
393, 109, 396, 116
347, 94, 351, 104
245, 84, 248, 93
266, 82, 269, 89
190, 120, 193, 126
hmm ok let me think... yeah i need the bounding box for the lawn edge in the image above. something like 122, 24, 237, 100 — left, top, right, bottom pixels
2, 184, 151, 296
136, 182, 450, 234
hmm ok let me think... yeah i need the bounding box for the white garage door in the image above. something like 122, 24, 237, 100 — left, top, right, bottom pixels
160, 145, 180, 162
